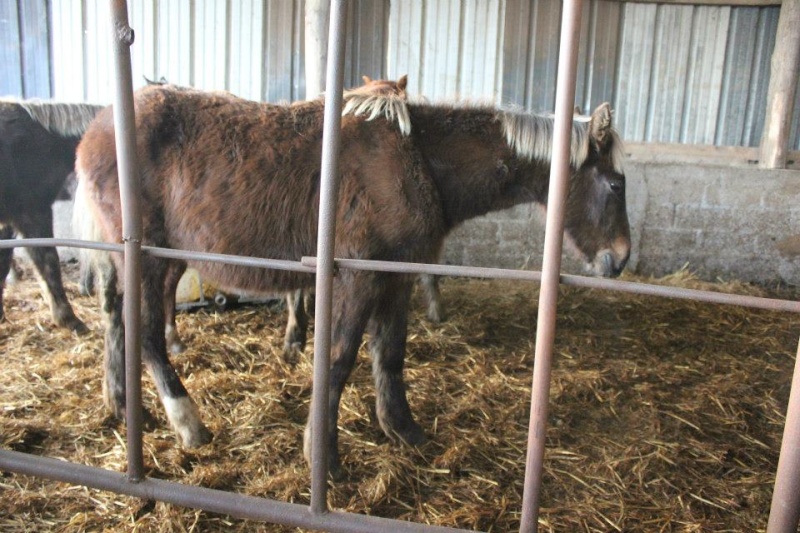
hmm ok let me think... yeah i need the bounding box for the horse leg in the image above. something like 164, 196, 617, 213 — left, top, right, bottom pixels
16, 211, 88, 334
163, 260, 187, 354
94, 252, 157, 429
369, 276, 426, 447
303, 273, 374, 479
283, 289, 308, 363
95, 252, 127, 418
140, 256, 212, 447
420, 273, 444, 323
0, 225, 14, 322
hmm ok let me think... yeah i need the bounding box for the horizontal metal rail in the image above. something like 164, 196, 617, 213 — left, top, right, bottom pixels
0, 450, 473, 533
0, 238, 316, 274
300, 256, 800, 314
3, 239, 796, 314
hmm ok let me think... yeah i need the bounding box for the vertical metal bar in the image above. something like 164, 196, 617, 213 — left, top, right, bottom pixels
109, 0, 144, 482
310, 0, 348, 515
767, 337, 800, 532
519, 1, 584, 531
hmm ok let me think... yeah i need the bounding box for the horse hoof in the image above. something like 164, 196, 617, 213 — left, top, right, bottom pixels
426, 306, 444, 324
180, 425, 214, 448
397, 422, 427, 447
282, 342, 303, 364
72, 320, 90, 335
60, 316, 89, 335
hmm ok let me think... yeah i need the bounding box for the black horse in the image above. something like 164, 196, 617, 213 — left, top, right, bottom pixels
0, 98, 103, 333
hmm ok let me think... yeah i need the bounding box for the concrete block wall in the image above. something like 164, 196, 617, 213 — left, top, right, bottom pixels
443, 162, 800, 286
629, 163, 800, 285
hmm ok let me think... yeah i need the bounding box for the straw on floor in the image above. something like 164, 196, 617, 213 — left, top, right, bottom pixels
1, 261, 798, 532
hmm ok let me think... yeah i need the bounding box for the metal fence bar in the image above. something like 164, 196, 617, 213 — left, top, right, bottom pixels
310, 0, 348, 515
3, 239, 797, 315
109, 0, 145, 482
0, 450, 473, 533
519, 0, 583, 530
301, 256, 800, 314
768, 337, 800, 532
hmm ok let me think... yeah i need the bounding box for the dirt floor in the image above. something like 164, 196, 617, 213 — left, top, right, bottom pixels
1, 261, 798, 532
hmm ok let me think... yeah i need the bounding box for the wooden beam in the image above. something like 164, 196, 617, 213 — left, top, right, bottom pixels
760, 0, 800, 168
615, 0, 781, 6
625, 142, 800, 170
304, 0, 330, 100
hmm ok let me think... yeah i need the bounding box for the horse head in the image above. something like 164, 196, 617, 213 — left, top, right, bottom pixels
563, 103, 631, 278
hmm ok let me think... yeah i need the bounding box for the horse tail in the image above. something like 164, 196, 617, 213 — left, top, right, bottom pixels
72, 175, 107, 297
73, 171, 126, 413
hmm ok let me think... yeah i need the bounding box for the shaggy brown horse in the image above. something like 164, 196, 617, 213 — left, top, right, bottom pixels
75, 84, 630, 476
79, 75, 424, 357
95, 74, 434, 357
0, 99, 103, 333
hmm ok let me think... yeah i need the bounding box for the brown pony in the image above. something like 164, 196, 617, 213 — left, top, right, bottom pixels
75, 76, 420, 357
76, 84, 630, 477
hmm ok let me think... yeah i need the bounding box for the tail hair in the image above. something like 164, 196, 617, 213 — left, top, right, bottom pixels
72, 175, 114, 297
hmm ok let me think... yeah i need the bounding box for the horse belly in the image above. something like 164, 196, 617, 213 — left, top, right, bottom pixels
162, 169, 320, 296
189, 261, 316, 298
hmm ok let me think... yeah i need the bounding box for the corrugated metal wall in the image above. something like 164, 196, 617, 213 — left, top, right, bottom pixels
44, 0, 388, 104
500, 0, 798, 149
0, 0, 50, 98
49, 0, 306, 103
2, 0, 798, 149
613, 3, 779, 146
387, 0, 505, 103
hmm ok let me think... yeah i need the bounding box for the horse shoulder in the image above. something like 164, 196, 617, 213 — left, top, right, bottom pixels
339, 119, 443, 259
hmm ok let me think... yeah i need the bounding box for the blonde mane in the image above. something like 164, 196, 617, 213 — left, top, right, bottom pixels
0, 98, 104, 138
499, 109, 625, 173
341, 92, 411, 136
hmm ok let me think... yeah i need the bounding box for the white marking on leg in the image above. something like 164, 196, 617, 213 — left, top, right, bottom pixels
161, 396, 211, 447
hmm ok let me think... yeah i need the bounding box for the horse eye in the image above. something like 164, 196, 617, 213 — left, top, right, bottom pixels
608, 179, 623, 194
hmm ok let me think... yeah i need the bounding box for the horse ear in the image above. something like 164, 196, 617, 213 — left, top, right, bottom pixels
362, 75, 372, 84
397, 74, 408, 91
589, 102, 613, 147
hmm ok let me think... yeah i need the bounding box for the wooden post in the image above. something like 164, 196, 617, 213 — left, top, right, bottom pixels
305, 0, 330, 100
759, 0, 800, 169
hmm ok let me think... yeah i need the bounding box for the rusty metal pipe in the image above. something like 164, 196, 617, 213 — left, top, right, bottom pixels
109, 0, 144, 482
310, 0, 348, 515
519, 0, 584, 530
4, 239, 797, 315
0, 450, 472, 533
767, 337, 800, 532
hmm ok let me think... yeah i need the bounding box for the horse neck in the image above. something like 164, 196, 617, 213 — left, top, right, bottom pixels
409, 104, 550, 231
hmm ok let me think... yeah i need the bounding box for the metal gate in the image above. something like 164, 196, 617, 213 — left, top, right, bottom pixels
2, 0, 800, 531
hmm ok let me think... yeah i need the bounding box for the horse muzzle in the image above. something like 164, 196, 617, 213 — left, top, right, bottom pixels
586, 249, 629, 278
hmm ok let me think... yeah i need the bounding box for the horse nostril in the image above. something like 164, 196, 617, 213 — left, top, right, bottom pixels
615, 253, 629, 277
601, 252, 615, 278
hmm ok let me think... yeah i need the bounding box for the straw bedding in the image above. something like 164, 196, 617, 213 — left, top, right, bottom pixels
1, 261, 798, 532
